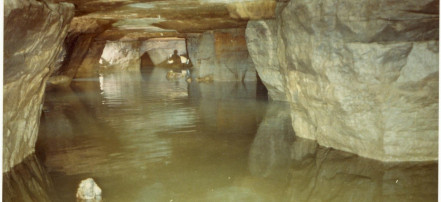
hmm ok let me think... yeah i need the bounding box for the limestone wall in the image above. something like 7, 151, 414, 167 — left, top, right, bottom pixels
246, 0, 438, 161
3, 0, 74, 172
186, 29, 257, 82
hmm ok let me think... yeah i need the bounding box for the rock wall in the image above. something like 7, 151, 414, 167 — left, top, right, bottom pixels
186, 29, 257, 81
3, 0, 74, 172
246, 20, 287, 101
100, 41, 141, 71
49, 34, 95, 85
246, 0, 438, 161
213, 29, 257, 81
52, 18, 113, 83
140, 39, 187, 65
187, 32, 217, 79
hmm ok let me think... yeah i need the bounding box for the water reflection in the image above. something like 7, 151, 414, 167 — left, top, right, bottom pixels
249, 102, 296, 178
249, 103, 437, 202
286, 148, 437, 202
3, 154, 58, 202
10, 68, 434, 202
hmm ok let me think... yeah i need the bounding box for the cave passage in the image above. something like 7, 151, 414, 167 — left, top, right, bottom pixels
3, 0, 438, 201
4, 67, 436, 201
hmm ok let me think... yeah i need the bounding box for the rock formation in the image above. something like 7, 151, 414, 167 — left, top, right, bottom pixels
51, 18, 113, 83
76, 41, 107, 78
246, 20, 287, 101
246, 0, 439, 161
187, 29, 257, 82
76, 178, 102, 201
99, 41, 141, 71
3, 0, 74, 172
186, 32, 217, 79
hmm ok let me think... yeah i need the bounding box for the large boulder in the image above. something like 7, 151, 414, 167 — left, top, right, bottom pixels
3, 0, 74, 172
246, 0, 438, 161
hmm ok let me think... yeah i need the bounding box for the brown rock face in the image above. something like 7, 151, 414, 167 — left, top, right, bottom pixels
213, 29, 256, 81
187, 29, 256, 81
246, 0, 439, 161
75, 41, 107, 78
3, 0, 74, 172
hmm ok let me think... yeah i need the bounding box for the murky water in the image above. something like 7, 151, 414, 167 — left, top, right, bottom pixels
4, 68, 438, 202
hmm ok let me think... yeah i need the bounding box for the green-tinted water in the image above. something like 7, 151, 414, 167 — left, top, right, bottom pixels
4, 68, 437, 202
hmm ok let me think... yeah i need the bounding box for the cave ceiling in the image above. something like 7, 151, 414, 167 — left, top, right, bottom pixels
51, 0, 277, 40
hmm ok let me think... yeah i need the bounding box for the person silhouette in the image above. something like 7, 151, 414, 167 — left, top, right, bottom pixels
171, 50, 181, 65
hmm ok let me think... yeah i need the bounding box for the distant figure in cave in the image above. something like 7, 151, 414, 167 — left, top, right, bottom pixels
170, 49, 182, 72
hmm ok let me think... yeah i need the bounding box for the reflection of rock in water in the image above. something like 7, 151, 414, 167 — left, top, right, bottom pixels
205, 187, 268, 202
249, 102, 296, 178
249, 102, 437, 201
3, 154, 58, 202
287, 148, 437, 202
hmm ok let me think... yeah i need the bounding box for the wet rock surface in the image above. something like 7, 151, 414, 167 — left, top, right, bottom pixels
3, 0, 74, 172
246, 0, 439, 161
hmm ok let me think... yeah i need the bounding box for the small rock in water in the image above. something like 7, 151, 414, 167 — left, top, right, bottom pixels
76, 178, 102, 201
